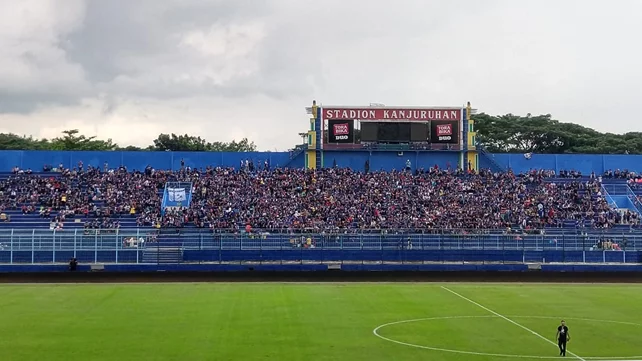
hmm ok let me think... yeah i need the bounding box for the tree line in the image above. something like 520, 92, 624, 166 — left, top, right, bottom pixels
1, 113, 640, 153
0, 130, 257, 152
472, 113, 642, 154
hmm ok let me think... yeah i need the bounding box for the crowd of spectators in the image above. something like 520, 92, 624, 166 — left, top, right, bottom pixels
605, 169, 640, 179
158, 166, 629, 232
627, 177, 642, 189
1, 164, 163, 231
0, 163, 640, 233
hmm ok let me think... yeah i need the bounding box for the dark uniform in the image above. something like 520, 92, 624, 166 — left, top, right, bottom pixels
557, 323, 569, 356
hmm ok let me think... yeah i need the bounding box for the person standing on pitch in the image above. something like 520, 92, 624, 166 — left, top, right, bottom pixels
556, 320, 570, 356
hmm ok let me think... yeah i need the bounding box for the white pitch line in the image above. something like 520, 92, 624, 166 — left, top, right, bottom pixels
441, 286, 586, 361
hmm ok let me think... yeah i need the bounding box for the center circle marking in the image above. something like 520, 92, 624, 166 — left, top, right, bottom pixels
373, 315, 642, 360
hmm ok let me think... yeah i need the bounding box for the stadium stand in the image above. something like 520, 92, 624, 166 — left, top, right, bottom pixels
0, 165, 639, 234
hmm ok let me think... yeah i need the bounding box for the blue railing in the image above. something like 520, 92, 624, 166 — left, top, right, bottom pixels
626, 185, 642, 215
0, 228, 641, 264
601, 184, 618, 208
478, 146, 505, 172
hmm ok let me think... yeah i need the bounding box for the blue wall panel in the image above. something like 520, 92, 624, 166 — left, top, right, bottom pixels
324, 151, 460, 171
14, 249, 638, 266
326, 151, 370, 170
120, 152, 169, 170
3, 150, 642, 174
1, 151, 292, 171
8, 262, 642, 272
2, 150, 462, 172
490, 153, 642, 174
288, 153, 305, 168
177, 250, 641, 264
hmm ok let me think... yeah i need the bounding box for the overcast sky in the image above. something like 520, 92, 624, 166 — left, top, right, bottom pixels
1, 0, 640, 151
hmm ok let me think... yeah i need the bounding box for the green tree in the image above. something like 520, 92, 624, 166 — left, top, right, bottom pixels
473, 113, 642, 154
0, 133, 50, 150
117, 145, 148, 151
0, 130, 258, 152
208, 137, 258, 152
49, 129, 118, 151
151, 133, 257, 152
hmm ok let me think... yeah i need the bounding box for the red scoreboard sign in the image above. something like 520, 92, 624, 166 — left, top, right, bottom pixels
322, 107, 461, 121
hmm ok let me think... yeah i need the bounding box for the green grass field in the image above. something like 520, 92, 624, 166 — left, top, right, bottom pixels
1, 283, 641, 361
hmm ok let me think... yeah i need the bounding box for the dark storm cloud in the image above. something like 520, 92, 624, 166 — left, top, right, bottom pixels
0, 91, 83, 114
64, 0, 266, 83
0, 0, 640, 151
0, 0, 273, 114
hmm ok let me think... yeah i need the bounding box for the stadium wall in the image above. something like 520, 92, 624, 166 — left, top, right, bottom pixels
0, 150, 292, 171
1, 250, 641, 266
1, 263, 642, 274
290, 151, 642, 173
321, 151, 461, 171
484, 153, 642, 174
3, 150, 642, 173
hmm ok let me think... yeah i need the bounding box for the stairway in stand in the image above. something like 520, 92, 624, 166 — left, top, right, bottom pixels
142, 232, 184, 263
142, 246, 183, 264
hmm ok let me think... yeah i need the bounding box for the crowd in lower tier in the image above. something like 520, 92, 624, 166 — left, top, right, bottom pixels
0, 164, 640, 232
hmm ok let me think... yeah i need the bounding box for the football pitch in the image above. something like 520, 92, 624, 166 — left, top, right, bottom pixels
1, 283, 641, 361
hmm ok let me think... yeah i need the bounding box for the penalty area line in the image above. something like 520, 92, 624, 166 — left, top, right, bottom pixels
440, 286, 586, 361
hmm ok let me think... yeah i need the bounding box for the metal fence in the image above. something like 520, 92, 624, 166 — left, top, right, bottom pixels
0, 228, 641, 264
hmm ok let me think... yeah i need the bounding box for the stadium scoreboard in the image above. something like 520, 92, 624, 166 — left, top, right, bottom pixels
321, 106, 462, 145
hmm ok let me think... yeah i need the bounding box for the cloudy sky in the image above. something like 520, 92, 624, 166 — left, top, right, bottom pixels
1, 0, 640, 151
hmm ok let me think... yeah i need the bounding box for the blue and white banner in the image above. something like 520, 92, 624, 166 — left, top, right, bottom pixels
168, 188, 186, 202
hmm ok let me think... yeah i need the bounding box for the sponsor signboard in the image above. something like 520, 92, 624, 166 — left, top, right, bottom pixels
327, 119, 355, 143
430, 120, 459, 144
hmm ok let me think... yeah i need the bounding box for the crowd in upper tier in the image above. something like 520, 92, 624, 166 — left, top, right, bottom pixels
0, 162, 640, 232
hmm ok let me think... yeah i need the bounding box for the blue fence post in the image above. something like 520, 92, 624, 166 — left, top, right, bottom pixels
279, 233, 283, 266
31, 229, 35, 264
298, 234, 302, 265
52, 229, 56, 263
73, 229, 77, 259
9, 229, 13, 264
501, 234, 505, 265
260, 235, 263, 264
561, 233, 565, 262
94, 232, 98, 264
115, 229, 119, 264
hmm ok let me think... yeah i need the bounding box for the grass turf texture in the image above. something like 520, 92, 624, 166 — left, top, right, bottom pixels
1, 284, 641, 361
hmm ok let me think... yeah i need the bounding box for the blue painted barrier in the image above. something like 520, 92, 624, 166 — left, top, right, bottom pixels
0, 263, 529, 273
3, 262, 642, 273
3, 150, 642, 174
2, 249, 640, 265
